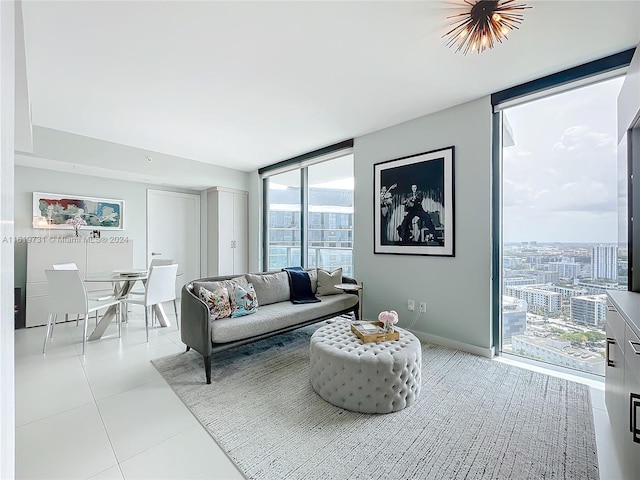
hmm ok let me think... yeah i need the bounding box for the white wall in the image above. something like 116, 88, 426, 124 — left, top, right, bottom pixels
1, 1, 15, 477
353, 97, 494, 355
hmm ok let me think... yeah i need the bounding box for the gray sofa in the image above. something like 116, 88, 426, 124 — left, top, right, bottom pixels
180, 270, 359, 383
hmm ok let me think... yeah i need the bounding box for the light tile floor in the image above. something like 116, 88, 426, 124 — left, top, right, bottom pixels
15, 306, 243, 480
14, 308, 624, 479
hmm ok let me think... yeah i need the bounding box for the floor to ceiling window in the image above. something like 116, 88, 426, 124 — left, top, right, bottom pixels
498, 74, 626, 376
307, 157, 354, 276
265, 170, 301, 270
262, 145, 354, 276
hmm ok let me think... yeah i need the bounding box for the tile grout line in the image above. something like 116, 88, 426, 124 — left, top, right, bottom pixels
78, 341, 126, 479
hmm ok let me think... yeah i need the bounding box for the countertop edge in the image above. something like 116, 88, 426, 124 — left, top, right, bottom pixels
606, 290, 640, 337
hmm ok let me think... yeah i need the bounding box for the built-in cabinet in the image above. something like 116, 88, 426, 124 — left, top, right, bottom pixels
207, 187, 248, 276
605, 290, 640, 478
26, 240, 133, 327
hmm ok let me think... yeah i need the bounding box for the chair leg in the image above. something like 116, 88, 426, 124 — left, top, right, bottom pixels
43, 313, 54, 353
82, 314, 89, 355
173, 300, 179, 330
117, 304, 122, 338
144, 307, 149, 343
49, 313, 58, 338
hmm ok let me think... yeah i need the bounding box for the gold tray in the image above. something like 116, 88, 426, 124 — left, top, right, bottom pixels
351, 322, 400, 343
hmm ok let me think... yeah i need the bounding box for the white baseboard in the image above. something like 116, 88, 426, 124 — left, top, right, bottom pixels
408, 329, 494, 358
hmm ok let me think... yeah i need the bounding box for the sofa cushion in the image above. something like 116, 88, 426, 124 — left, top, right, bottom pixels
245, 271, 290, 306
198, 285, 232, 320
231, 283, 258, 318
193, 276, 249, 314
210, 293, 358, 344
316, 268, 343, 296
307, 268, 318, 293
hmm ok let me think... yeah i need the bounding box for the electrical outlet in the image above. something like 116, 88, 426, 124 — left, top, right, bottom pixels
407, 299, 415, 311
419, 302, 427, 313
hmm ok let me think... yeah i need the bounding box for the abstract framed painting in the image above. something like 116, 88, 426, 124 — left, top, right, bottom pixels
374, 146, 455, 256
33, 192, 125, 230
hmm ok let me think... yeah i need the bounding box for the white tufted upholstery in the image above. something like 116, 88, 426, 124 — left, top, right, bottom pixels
310, 322, 422, 414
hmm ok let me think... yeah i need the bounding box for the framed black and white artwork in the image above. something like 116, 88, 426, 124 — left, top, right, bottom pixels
374, 146, 455, 256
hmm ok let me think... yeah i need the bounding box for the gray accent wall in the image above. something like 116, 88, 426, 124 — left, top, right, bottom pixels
353, 97, 493, 355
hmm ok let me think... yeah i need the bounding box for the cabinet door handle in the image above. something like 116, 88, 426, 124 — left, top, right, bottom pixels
606, 338, 615, 367
631, 393, 640, 443
629, 341, 640, 356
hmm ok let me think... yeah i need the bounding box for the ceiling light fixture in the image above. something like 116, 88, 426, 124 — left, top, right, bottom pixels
443, 0, 531, 55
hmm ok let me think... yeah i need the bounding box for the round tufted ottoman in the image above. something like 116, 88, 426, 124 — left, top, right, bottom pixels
310, 322, 422, 414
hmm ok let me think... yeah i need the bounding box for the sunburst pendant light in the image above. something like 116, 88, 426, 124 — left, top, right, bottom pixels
443, 0, 531, 55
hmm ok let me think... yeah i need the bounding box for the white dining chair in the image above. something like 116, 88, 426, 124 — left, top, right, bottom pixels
126, 259, 179, 328
43, 269, 121, 355
122, 264, 179, 341
51, 262, 114, 328
127, 258, 173, 296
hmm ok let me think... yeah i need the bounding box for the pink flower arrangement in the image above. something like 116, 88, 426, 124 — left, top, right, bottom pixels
378, 310, 398, 333
66, 214, 87, 236
65, 216, 87, 228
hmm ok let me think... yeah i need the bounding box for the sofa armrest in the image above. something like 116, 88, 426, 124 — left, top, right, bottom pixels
342, 275, 357, 286
180, 283, 213, 356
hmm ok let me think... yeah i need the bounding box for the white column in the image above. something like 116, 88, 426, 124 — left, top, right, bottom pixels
0, 0, 15, 478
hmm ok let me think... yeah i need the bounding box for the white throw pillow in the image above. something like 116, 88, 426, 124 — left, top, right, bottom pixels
316, 268, 343, 296
198, 285, 232, 320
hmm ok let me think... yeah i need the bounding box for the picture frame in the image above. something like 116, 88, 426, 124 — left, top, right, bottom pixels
374, 146, 455, 256
33, 192, 125, 230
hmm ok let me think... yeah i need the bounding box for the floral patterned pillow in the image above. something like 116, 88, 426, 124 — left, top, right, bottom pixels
231, 283, 258, 318
198, 285, 232, 320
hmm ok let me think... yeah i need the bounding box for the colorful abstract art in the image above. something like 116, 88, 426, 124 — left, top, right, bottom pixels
33, 192, 124, 230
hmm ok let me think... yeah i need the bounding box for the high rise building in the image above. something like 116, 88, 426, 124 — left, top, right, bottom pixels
591, 244, 617, 281
570, 294, 607, 326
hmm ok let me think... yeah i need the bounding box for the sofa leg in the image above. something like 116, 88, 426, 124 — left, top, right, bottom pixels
186, 345, 190, 352
204, 355, 211, 384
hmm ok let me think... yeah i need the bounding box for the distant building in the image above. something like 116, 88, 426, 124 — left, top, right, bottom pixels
506, 269, 559, 284
511, 334, 604, 375
570, 294, 607, 326
592, 244, 617, 281
502, 296, 527, 345
503, 285, 561, 314
548, 285, 588, 298
548, 261, 581, 279
503, 277, 537, 287
576, 280, 621, 295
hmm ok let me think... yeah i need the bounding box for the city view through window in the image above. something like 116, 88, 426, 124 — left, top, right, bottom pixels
266, 155, 354, 276
501, 76, 625, 376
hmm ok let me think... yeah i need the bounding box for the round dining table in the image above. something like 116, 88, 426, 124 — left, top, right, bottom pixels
84, 270, 178, 341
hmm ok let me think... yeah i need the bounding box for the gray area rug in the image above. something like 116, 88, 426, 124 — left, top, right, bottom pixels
152, 323, 598, 480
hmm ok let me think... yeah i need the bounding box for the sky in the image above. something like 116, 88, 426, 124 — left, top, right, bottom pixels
502, 75, 624, 244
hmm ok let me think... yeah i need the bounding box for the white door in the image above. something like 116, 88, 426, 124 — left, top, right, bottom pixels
147, 190, 201, 295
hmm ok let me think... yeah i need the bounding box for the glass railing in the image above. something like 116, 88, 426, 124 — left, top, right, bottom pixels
268, 244, 353, 277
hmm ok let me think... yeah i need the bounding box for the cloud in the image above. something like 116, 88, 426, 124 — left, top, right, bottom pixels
553, 125, 615, 153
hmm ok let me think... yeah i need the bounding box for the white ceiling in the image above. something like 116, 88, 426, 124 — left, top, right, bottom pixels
20, 1, 640, 173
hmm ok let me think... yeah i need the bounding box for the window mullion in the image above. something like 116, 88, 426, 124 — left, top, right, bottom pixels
301, 167, 308, 268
